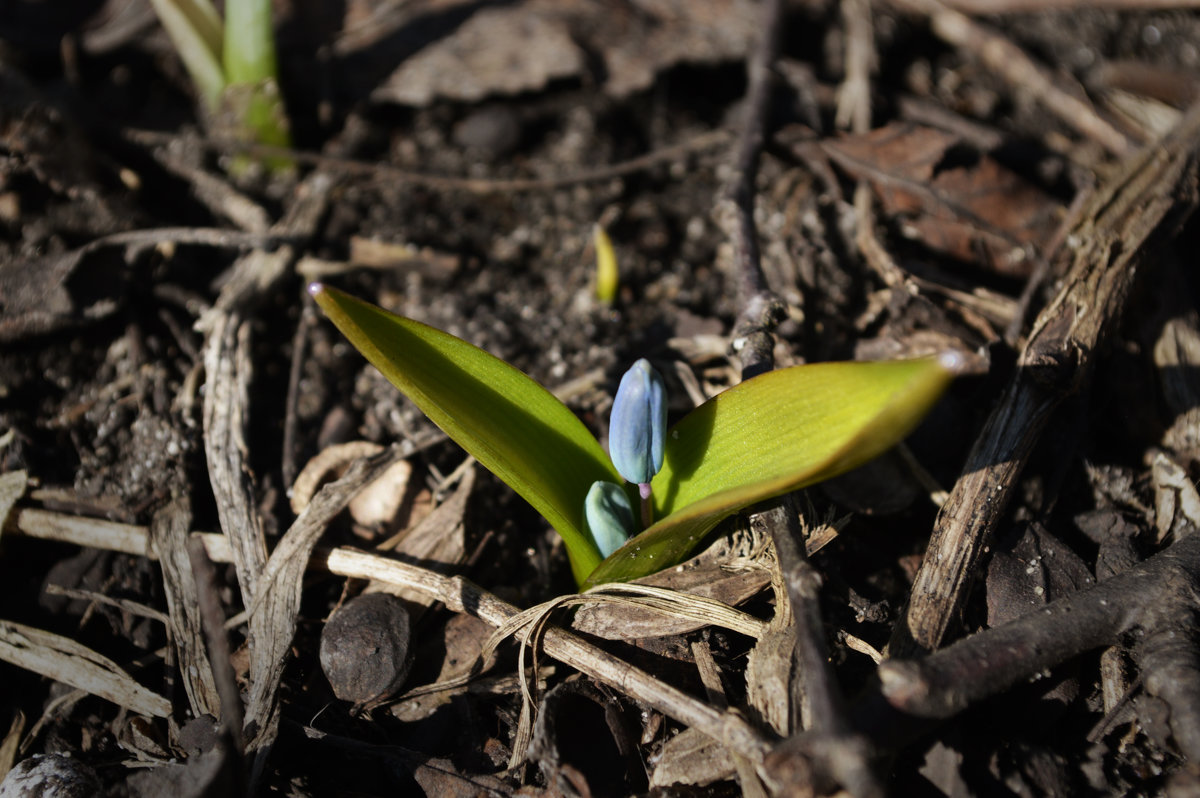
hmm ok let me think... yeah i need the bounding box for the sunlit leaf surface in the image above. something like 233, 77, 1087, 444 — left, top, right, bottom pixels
583, 357, 957, 586
311, 284, 618, 583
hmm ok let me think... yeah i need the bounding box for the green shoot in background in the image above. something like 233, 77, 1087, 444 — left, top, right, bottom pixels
309, 283, 959, 588
593, 225, 619, 304
149, 0, 291, 170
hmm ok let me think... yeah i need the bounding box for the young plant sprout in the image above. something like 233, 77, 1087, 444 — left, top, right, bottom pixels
593, 224, 620, 304
149, 0, 291, 171
309, 283, 960, 588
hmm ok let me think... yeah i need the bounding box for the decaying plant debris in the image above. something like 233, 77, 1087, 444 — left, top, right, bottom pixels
2, 0, 1200, 795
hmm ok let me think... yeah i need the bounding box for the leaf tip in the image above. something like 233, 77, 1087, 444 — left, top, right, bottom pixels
307, 281, 326, 299
937, 349, 971, 375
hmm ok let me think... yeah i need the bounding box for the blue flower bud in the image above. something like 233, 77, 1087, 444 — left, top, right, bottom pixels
608, 359, 667, 487
584, 481, 635, 558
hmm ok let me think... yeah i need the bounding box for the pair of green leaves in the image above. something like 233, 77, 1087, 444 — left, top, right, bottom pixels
310, 284, 957, 587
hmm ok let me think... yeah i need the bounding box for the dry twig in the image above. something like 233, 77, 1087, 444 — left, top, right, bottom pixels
713, 1, 886, 793
858, 528, 1200, 759
126, 128, 731, 196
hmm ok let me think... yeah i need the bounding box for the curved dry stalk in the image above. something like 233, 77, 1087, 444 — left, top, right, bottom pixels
320, 548, 775, 764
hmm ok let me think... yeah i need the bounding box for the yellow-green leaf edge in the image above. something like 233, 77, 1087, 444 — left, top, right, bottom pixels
310, 284, 618, 583
583, 356, 956, 586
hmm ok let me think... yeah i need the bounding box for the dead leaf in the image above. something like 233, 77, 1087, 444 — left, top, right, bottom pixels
368, 0, 759, 105
1152, 451, 1200, 544
0, 471, 27, 535
371, 4, 584, 106
986, 525, 1094, 628
1154, 313, 1200, 461
823, 122, 1062, 276
570, 525, 771, 640
648, 726, 736, 788
370, 466, 474, 609
290, 441, 384, 514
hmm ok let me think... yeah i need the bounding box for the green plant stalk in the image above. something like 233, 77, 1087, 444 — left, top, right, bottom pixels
221, 0, 292, 161
593, 225, 619, 304
148, 0, 225, 109
222, 0, 276, 85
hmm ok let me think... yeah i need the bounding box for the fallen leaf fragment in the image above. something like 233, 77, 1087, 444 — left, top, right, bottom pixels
823, 122, 1062, 276
0, 620, 170, 718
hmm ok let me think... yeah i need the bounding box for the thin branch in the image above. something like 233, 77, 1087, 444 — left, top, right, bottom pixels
856, 531, 1200, 756
125, 127, 731, 196
281, 299, 316, 492
717, 0, 787, 381
187, 535, 247, 765
320, 548, 775, 764
941, 0, 1200, 11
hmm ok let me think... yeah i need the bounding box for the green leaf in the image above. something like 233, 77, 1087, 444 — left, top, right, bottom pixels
310, 284, 619, 584
222, 0, 277, 85
583, 357, 957, 587
149, 0, 226, 110
221, 0, 292, 170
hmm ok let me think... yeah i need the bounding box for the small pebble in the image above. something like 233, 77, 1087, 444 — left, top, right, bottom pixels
0, 754, 101, 798
452, 107, 522, 160
320, 593, 413, 709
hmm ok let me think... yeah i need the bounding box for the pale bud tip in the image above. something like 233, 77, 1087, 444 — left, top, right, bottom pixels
938, 350, 966, 374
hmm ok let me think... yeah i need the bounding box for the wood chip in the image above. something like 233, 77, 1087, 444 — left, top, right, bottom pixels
0, 620, 170, 719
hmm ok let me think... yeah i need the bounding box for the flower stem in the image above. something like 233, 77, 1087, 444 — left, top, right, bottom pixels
638, 482, 653, 528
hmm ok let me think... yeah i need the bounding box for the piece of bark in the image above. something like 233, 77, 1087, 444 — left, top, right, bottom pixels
892, 99, 1200, 657
0, 620, 170, 719
744, 569, 797, 736
150, 490, 220, 719
198, 171, 335, 763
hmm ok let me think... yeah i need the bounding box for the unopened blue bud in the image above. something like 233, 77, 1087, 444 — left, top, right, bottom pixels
609, 359, 667, 487
584, 481, 635, 557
